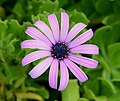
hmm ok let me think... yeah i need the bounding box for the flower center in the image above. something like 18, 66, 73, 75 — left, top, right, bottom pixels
51, 42, 69, 60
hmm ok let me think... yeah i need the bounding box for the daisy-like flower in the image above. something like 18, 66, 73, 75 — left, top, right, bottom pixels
21, 12, 99, 91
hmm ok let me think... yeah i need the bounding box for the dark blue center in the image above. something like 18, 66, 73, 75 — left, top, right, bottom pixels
51, 43, 69, 59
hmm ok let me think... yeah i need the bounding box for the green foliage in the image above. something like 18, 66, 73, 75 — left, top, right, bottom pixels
0, 0, 120, 101
61, 80, 79, 101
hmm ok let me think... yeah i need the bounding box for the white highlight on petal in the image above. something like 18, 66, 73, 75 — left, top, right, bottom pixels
64, 58, 88, 82
34, 20, 55, 44
58, 60, 69, 91
65, 23, 86, 43
48, 14, 59, 42
25, 27, 52, 46
22, 50, 51, 66
21, 40, 51, 50
60, 12, 69, 42
29, 57, 53, 79
68, 29, 93, 48
70, 44, 99, 54
68, 55, 98, 68
49, 59, 58, 89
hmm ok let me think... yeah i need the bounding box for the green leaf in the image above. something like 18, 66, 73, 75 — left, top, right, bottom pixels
109, 90, 120, 101
40, 0, 59, 13
28, 0, 42, 15
102, 0, 120, 25
0, 72, 8, 84
70, 10, 89, 25
93, 22, 120, 48
84, 68, 101, 95
12, 0, 26, 17
83, 89, 96, 100
16, 92, 44, 101
61, 79, 79, 101
0, 6, 5, 18
78, 98, 89, 101
99, 78, 116, 96
96, 96, 108, 101
95, 0, 114, 16
27, 87, 49, 99
103, 14, 120, 25
108, 43, 120, 67
79, 0, 96, 17
14, 75, 26, 88
58, 0, 68, 8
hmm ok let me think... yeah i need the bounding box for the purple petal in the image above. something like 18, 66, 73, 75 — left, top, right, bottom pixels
70, 44, 99, 54
21, 40, 51, 50
49, 59, 58, 89
29, 57, 53, 79
60, 12, 69, 42
58, 60, 69, 91
64, 58, 88, 82
48, 14, 59, 42
25, 27, 52, 46
34, 20, 55, 44
22, 50, 51, 66
65, 23, 86, 43
68, 29, 93, 48
68, 55, 98, 68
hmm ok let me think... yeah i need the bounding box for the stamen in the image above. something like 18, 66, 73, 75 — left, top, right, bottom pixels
52, 54, 54, 56
67, 52, 70, 54
58, 42, 61, 44
64, 55, 67, 58
51, 42, 69, 60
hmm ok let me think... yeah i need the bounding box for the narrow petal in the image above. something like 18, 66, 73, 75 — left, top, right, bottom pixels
22, 50, 51, 66
29, 57, 53, 79
64, 58, 88, 82
48, 14, 59, 42
49, 59, 58, 89
21, 40, 51, 50
65, 23, 86, 43
60, 12, 69, 42
25, 27, 52, 46
34, 20, 55, 44
68, 29, 93, 48
68, 55, 98, 68
70, 44, 99, 54
58, 60, 69, 91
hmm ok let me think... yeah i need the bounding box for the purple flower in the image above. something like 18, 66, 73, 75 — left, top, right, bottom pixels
21, 12, 99, 91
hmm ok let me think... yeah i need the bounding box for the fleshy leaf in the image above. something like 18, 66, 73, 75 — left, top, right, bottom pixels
70, 9, 89, 25
61, 79, 79, 101
108, 43, 120, 68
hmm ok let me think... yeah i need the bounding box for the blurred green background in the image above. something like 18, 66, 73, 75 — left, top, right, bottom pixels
0, 0, 120, 101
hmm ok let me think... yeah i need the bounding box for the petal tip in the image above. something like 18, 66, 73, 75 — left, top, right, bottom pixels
82, 77, 88, 82
58, 88, 65, 91
22, 58, 28, 66
48, 13, 55, 18
92, 60, 99, 68
29, 72, 37, 79
49, 84, 57, 90
96, 46, 99, 54
89, 29, 93, 35
79, 22, 87, 27
21, 42, 24, 48
34, 20, 41, 26
21, 62, 26, 66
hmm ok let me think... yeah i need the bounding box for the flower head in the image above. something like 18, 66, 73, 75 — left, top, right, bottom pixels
21, 12, 99, 91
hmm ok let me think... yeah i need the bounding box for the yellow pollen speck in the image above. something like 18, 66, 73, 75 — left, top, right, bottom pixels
59, 58, 61, 60
52, 54, 54, 56
65, 55, 67, 58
